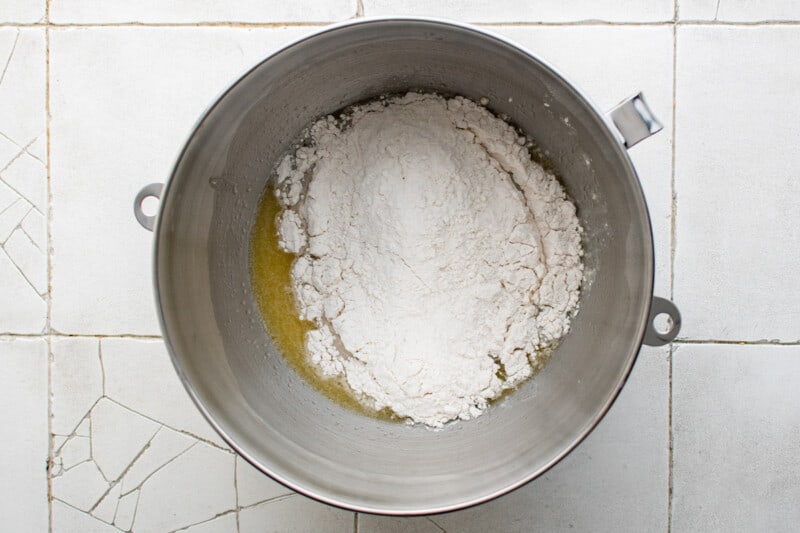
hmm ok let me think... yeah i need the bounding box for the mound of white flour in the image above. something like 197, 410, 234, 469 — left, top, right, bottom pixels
273, 93, 583, 427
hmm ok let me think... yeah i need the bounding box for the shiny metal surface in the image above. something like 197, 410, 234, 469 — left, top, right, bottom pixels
148, 18, 678, 515
608, 92, 664, 148
643, 296, 682, 346
133, 183, 163, 232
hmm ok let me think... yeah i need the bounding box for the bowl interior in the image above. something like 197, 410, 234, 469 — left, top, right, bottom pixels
155, 19, 654, 514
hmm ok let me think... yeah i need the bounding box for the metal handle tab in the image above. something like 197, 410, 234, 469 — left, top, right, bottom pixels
607, 92, 663, 149
133, 183, 164, 232
643, 296, 681, 346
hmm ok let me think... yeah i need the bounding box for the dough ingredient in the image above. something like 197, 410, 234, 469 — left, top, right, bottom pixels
272, 93, 583, 427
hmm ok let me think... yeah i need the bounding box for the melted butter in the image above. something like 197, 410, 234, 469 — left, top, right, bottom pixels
250, 189, 401, 421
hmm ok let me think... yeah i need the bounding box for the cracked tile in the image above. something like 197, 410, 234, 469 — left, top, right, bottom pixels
92, 482, 121, 524
49, 26, 321, 334
0, 27, 46, 334
133, 442, 235, 532
359, 516, 445, 533
51, 337, 103, 435
102, 338, 228, 448
179, 513, 238, 533
114, 488, 139, 531
239, 495, 354, 533
76, 417, 91, 437
0, 171, 19, 213
53, 499, 120, 533
0, 197, 30, 242
364, 0, 672, 22
20, 208, 45, 250
50, 0, 355, 23
119, 427, 195, 493
91, 398, 160, 482
0, 29, 45, 150
53, 461, 110, 512
0, 246, 46, 332
236, 456, 293, 507
679, 0, 800, 20
58, 434, 91, 470
4, 228, 46, 294
54, 435, 68, 450
2, 149, 46, 212
0, 0, 45, 23
0, 338, 48, 531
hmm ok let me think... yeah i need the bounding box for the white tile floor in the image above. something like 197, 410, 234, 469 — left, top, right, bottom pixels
2, 1, 799, 531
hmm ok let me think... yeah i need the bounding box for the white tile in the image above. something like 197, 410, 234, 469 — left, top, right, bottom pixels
181, 513, 238, 533
0, 28, 46, 335
680, 0, 800, 20
101, 338, 227, 447
51, 0, 355, 23
359, 515, 444, 533
0, 177, 17, 211
0, 28, 46, 153
113, 489, 139, 531
54, 435, 68, 450
4, 228, 46, 294
0, 196, 31, 241
20, 207, 45, 250
49, 26, 321, 335
677, 0, 720, 19
239, 495, 354, 533
91, 482, 121, 524
58, 434, 91, 470
0, 0, 45, 23
432, 346, 668, 533
491, 25, 674, 297
2, 149, 46, 212
0, 242, 46, 333
91, 398, 160, 481
53, 460, 110, 512
133, 442, 236, 532
119, 426, 195, 493
76, 417, 90, 436
51, 337, 103, 435
674, 27, 800, 342
672, 344, 800, 531
364, 0, 673, 22
0, 338, 48, 532
52, 499, 120, 533
237, 456, 293, 507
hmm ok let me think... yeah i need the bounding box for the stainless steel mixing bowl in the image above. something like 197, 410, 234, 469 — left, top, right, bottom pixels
133, 18, 681, 515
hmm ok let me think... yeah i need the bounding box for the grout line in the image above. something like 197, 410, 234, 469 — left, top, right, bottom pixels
673, 338, 800, 346
667, 344, 674, 532
0, 21, 331, 28
1, 20, 800, 29
0, 332, 163, 339
354, 512, 359, 533
234, 457, 241, 533
668, 5, 677, 531
44, 0, 53, 527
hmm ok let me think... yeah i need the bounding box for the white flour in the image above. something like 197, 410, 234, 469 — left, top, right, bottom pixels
273, 93, 583, 427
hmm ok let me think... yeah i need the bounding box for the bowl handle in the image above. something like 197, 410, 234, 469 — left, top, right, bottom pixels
643, 296, 681, 346
607, 92, 663, 148
133, 183, 164, 232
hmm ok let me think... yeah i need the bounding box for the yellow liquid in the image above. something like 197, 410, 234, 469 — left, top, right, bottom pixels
250, 190, 400, 421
